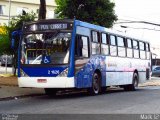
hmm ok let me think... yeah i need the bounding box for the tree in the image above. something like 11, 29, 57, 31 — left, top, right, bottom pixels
55, 0, 117, 28
0, 26, 10, 55
6, 12, 36, 75
39, 0, 46, 19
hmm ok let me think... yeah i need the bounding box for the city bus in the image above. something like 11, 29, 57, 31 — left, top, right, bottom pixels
12, 19, 151, 96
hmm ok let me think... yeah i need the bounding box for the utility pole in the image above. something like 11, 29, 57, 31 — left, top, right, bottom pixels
8, 0, 11, 25
38, 0, 46, 20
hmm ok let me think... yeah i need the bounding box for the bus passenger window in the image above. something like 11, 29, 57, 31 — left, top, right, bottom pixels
92, 31, 99, 42
102, 33, 107, 44
117, 37, 126, 57
146, 43, 150, 59
126, 39, 133, 58
133, 40, 139, 58
101, 33, 109, 55
139, 42, 145, 59
110, 35, 116, 46
133, 40, 139, 50
109, 35, 117, 56
91, 31, 100, 54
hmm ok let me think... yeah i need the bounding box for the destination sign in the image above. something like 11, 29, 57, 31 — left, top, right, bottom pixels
39, 24, 68, 30
23, 22, 73, 32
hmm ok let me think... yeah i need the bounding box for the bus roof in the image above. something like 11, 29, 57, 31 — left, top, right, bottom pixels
75, 20, 150, 44
23, 19, 150, 44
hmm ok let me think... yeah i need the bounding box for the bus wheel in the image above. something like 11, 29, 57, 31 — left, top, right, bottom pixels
124, 72, 139, 91
89, 72, 101, 95
44, 88, 57, 97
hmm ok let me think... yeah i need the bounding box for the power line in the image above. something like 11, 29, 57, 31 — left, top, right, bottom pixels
116, 19, 160, 26
120, 25, 160, 32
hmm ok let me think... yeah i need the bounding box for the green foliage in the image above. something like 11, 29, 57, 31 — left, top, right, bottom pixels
0, 12, 36, 75
0, 12, 36, 55
0, 33, 10, 55
9, 12, 36, 31
55, 0, 117, 28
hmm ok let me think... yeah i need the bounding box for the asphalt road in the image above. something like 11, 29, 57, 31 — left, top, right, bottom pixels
0, 86, 160, 114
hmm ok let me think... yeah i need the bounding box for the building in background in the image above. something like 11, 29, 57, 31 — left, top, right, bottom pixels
0, 0, 57, 25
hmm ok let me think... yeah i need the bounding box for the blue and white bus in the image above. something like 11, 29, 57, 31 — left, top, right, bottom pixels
13, 19, 151, 95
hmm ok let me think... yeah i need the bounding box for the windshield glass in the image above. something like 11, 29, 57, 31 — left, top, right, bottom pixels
21, 32, 71, 65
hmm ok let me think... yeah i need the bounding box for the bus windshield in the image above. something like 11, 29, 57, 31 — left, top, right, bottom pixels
21, 32, 71, 65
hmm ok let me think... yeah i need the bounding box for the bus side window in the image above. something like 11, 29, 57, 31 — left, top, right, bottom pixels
117, 36, 126, 57
101, 33, 109, 55
91, 31, 100, 55
146, 43, 150, 59
133, 40, 139, 58
139, 42, 145, 59
109, 35, 117, 56
126, 38, 133, 58
75, 35, 89, 58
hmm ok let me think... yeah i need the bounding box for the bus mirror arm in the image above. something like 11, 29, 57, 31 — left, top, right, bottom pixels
11, 30, 22, 49
11, 38, 15, 49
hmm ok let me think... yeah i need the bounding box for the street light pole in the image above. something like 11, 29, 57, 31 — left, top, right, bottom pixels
8, 0, 11, 25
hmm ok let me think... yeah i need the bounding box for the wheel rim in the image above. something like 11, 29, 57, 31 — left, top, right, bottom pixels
93, 73, 100, 94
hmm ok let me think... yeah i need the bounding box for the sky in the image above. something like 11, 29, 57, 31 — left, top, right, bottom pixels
113, 0, 160, 52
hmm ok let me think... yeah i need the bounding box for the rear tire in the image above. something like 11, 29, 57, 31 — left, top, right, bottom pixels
88, 72, 101, 95
44, 88, 57, 97
124, 72, 139, 91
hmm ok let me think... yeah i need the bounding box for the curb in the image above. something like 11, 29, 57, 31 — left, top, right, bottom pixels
0, 94, 44, 101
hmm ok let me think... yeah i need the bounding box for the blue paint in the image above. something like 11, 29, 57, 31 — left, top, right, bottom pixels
75, 56, 106, 88
68, 19, 77, 77
21, 66, 68, 77
11, 30, 22, 77
75, 20, 106, 32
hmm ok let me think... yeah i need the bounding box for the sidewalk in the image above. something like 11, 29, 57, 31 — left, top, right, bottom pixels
0, 75, 44, 100
0, 75, 160, 100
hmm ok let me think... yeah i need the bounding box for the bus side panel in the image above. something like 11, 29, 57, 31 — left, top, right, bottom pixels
105, 56, 149, 86
75, 56, 106, 88
105, 56, 132, 86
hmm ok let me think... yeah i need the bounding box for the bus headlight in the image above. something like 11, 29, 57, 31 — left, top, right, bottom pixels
58, 68, 68, 77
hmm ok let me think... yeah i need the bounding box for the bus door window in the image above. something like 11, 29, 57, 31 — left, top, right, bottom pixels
126, 38, 133, 58
75, 35, 89, 58
75, 35, 90, 74
139, 42, 146, 59
101, 33, 109, 55
133, 40, 139, 58
117, 36, 126, 57
109, 35, 117, 56
91, 31, 100, 55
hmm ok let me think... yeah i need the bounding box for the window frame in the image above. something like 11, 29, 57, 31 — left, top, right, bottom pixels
109, 34, 117, 46
109, 34, 117, 56
101, 32, 109, 55
91, 30, 100, 43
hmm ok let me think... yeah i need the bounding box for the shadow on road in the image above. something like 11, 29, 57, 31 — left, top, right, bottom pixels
39, 87, 143, 100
